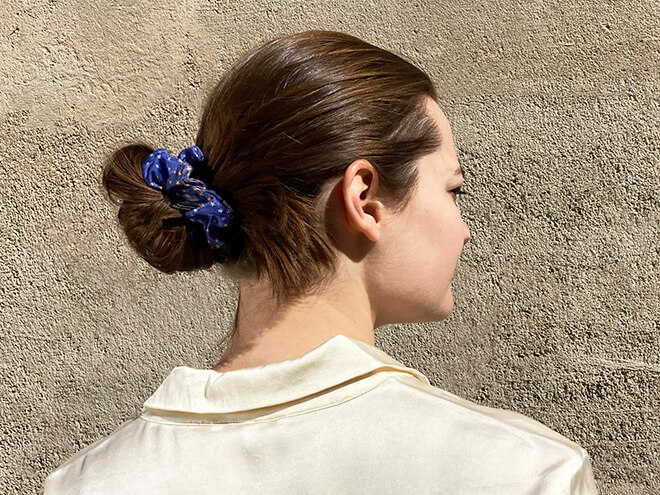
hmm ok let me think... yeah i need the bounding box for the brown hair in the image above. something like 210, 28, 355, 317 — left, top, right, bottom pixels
102, 30, 442, 306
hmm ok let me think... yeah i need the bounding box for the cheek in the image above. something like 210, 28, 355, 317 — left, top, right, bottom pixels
428, 211, 463, 266
429, 208, 456, 244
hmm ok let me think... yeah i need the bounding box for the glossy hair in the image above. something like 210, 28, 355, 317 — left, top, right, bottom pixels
102, 30, 442, 305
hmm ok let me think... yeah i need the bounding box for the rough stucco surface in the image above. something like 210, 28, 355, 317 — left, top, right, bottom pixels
0, 0, 658, 493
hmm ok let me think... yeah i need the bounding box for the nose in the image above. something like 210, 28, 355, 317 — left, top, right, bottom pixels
463, 220, 471, 245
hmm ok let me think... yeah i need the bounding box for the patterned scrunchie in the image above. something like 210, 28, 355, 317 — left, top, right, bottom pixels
141, 145, 235, 257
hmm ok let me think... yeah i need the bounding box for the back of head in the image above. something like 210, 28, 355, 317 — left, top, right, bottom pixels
102, 29, 442, 306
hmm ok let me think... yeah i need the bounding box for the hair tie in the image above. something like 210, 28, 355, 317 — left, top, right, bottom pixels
141, 145, 235, 256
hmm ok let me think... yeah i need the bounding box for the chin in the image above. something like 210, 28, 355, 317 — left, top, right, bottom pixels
419, 288, 454, 323
437, 290, 455, 320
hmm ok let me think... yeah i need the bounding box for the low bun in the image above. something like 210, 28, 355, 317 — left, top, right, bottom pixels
101, 142, 229, 273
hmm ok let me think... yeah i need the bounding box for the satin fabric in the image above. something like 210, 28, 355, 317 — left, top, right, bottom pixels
44, 334, 598, 494
140, 145, 235, 259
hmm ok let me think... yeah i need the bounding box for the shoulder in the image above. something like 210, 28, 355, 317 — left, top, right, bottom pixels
365, 374, 598, 493
43, 418, 142, 495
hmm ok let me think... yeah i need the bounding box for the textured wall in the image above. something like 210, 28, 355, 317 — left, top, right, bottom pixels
1, 0, 658, 494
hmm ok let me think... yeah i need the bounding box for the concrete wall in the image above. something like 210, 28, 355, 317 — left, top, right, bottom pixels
1, 0, 658, 493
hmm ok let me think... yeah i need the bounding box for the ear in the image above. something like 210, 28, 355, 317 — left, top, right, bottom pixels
341, 159, 384, 243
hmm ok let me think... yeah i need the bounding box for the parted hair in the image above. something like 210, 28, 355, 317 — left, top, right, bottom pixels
102, 29, 442, 305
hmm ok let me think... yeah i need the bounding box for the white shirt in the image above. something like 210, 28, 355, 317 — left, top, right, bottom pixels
44, 334, 598, 494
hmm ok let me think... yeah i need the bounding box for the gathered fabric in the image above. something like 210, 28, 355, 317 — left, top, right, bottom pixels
44, 334, 598, 494
141, 145, 235, 258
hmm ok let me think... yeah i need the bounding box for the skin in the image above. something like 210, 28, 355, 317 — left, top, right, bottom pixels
212, 96, 471, 372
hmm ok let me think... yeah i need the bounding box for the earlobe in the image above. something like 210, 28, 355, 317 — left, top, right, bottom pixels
359, 200, 381, 243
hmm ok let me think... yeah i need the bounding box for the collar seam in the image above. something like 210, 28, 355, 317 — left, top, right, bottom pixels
142, 364, 428, 415
138, 374, 399, 426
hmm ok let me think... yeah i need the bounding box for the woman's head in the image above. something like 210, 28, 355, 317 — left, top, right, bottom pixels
102, 29, 469, 312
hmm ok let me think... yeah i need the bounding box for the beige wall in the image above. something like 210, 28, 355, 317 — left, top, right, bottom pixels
1, 1, 658, 493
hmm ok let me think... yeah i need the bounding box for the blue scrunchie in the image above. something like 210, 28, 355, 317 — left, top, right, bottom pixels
141, 145, 235, 253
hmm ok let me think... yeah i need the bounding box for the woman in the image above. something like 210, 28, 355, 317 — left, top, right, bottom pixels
45, 30, 598, 494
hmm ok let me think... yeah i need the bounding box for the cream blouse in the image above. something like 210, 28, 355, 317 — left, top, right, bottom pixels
44, 334, 598, 494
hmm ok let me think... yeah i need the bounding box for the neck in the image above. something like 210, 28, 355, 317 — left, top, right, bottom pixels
213, 269, 375, 372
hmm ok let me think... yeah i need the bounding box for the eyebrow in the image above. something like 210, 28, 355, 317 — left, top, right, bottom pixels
453, 164, 465, 178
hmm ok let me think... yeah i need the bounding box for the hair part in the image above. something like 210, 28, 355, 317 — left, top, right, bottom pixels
102, 29, 443, 306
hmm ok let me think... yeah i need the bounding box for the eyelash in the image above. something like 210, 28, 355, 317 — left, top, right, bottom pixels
451, 186, 469, 197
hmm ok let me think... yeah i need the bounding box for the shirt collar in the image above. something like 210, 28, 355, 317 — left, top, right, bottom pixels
142, 333, 430, 415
